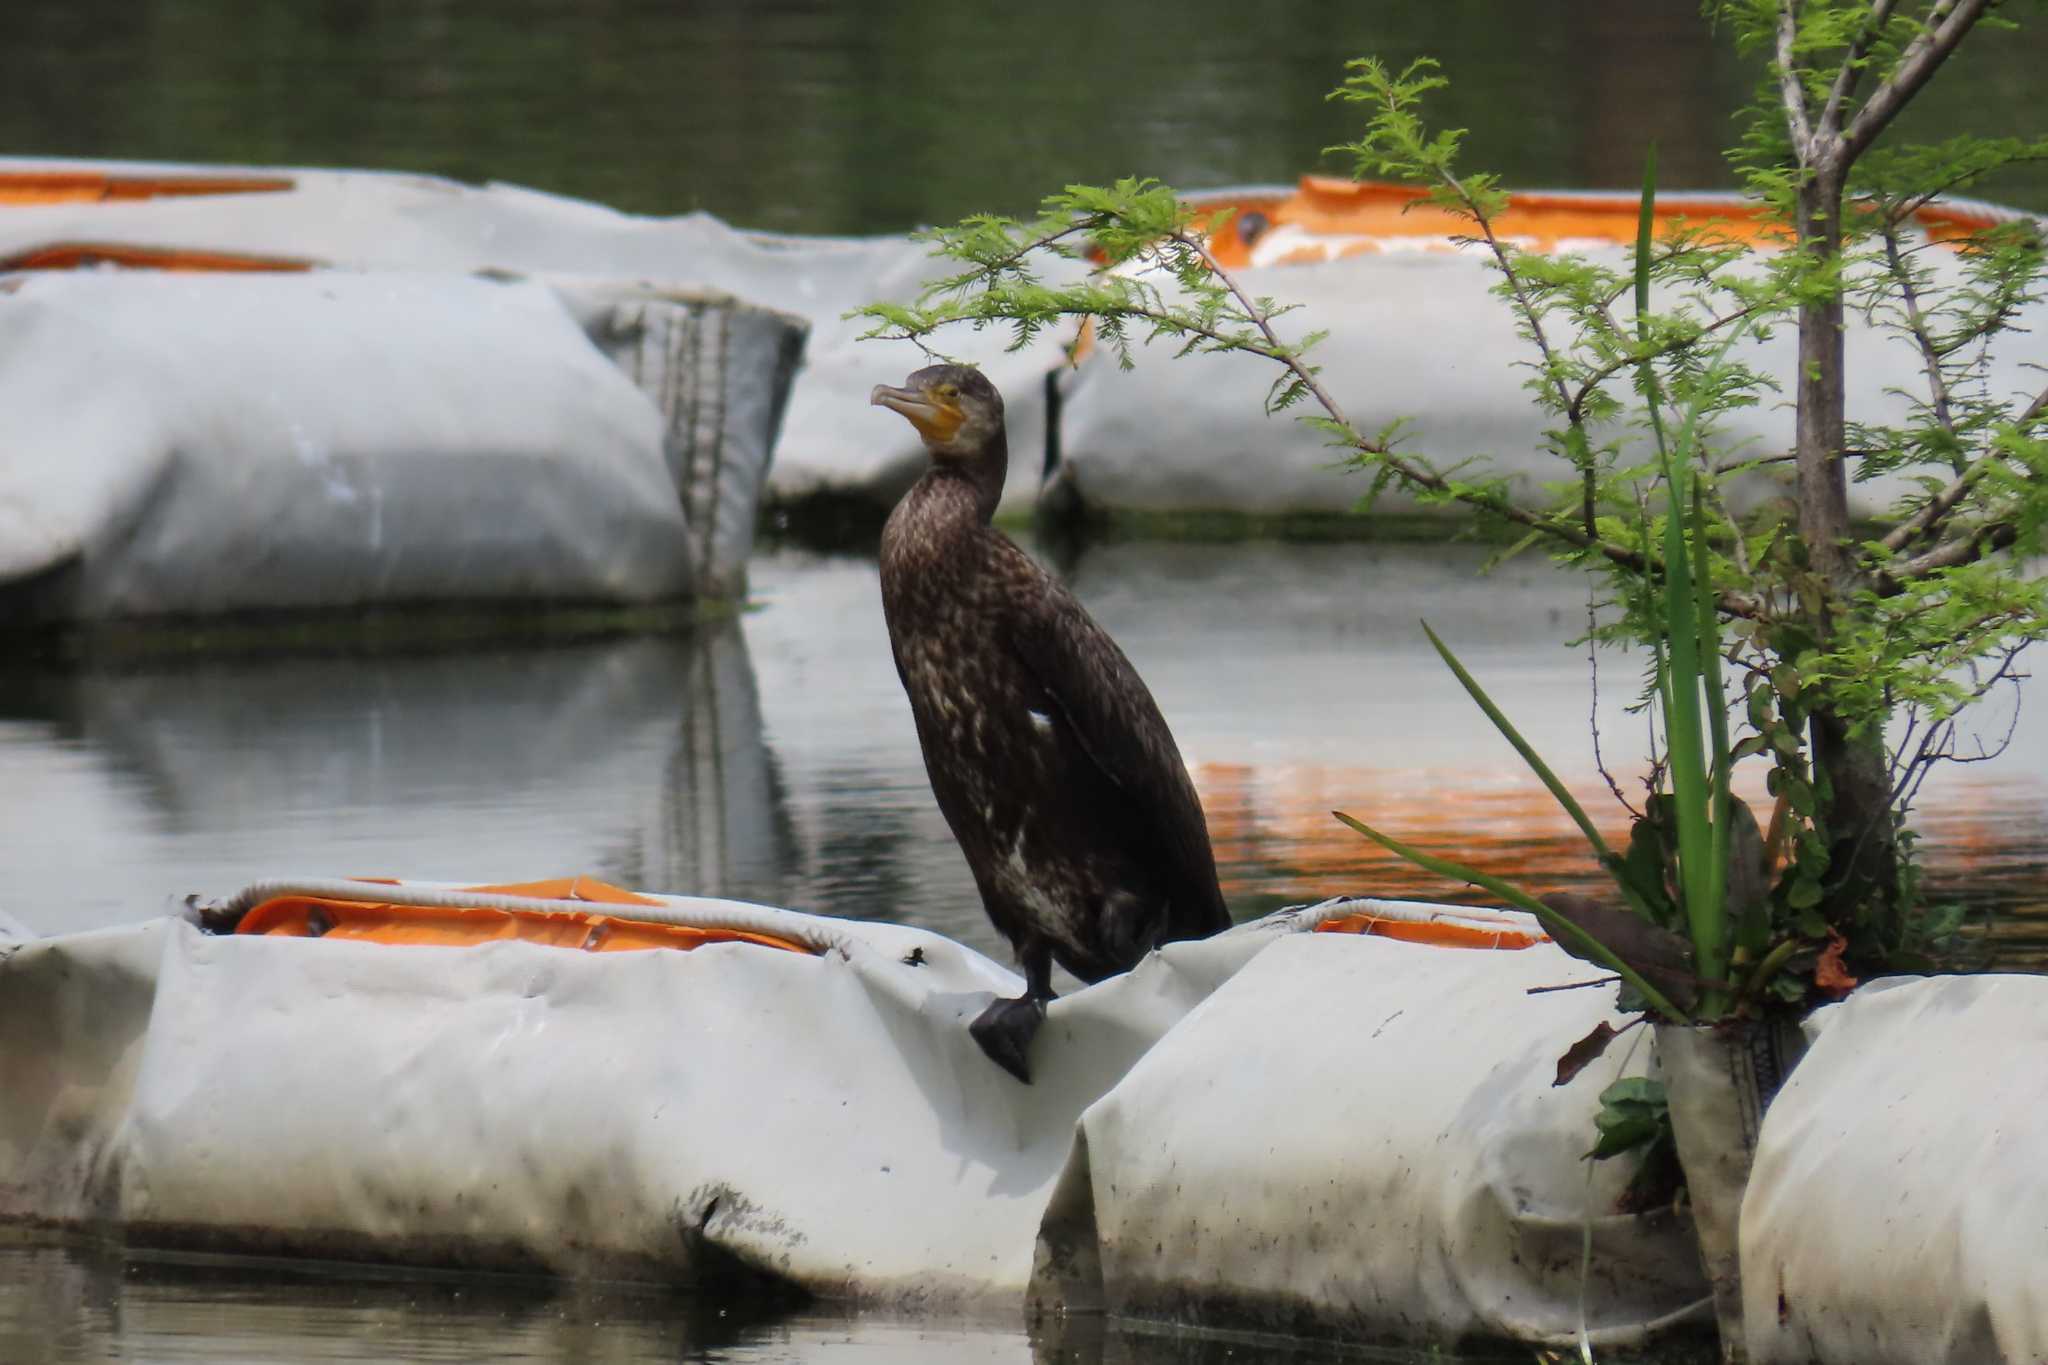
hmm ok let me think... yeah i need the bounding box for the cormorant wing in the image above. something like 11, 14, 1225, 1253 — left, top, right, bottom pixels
1001, 556, 1229, 939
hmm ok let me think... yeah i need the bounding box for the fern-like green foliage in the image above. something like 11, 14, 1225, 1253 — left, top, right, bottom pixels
854, 177, 1325, 415
853, 0, 2048, 1007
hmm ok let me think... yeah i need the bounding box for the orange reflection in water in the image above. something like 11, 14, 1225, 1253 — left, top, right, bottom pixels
1195, 760, 1637, 908
1192, 759, 2048, 937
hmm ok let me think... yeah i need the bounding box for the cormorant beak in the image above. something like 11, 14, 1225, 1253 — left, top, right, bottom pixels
871, 383, 966, 446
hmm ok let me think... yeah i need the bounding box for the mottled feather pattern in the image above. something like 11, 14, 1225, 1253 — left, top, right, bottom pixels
881, 464, 1228, 983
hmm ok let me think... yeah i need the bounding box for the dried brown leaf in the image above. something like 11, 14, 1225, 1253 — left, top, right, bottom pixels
1554, 1020, 1620, 1088
1815, 929, 1859, 997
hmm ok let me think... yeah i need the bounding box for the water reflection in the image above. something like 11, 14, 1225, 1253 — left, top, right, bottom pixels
744, 542, 2048, 964
0, 1233, 771, 1363
2, 1, 2043, 233
2, 543, 2042, 968
0, 1232, 1518, 1365
0, 620, 802, 938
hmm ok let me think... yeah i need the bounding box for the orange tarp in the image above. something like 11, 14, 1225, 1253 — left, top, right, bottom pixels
0, 170, 293, 206
1313, 907, 1545, 951
0, 242, 311, 273
235, 876, 817, 956
1194, 176, 2012, 268
0, 170, 310, 273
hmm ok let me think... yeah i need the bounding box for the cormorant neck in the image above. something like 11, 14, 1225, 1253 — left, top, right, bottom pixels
929, 428, 1008, 525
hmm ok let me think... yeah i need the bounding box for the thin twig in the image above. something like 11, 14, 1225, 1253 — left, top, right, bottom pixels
923, 220, 1103, 297
1890, 717, 1953, 810
1167, 230, 1369, 444
1878, 378, 2047, 555
2025, 382, 2048, 431
1588, 590, 1643, 819
1888, 644, 2024, 819
1879, 217, 1958, 436
1876, 455, 1992, 555
1842, 0, 1987, 165
1885, 707, 1923, 793
1888, 708, 1947, 807
1947, 645, 2029, 764
1566, 301, 1766, 421
1884, 636, 2030, 810
1160, 228, 1767, 617
1439, 171, 1576, 419
1714, 451, 1799, 475
1878, 151, 2048, 226
1820, 0, 1901, 136
1527, 976, 1624, 996
1879, 520, 2019, 589
1776, 0, 1818, 162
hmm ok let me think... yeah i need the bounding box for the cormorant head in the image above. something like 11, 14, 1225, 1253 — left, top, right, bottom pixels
870, 364, 1004, 461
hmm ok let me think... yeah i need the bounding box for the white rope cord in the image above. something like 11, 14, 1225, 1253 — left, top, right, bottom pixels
211, 878, 855, 958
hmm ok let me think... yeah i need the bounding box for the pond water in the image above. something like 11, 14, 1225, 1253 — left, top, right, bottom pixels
6, 542, 2044, 963
4, 3, 2047, 1360
9, 1228, 1644, 1365
4, 0, 2047, 230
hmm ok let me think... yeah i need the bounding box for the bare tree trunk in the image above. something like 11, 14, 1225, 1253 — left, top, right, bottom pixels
1794, 169, 1851, 584
1795, 167, 1901, 953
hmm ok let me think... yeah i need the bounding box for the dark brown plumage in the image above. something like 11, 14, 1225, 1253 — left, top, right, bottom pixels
871, 363, 1230, 1082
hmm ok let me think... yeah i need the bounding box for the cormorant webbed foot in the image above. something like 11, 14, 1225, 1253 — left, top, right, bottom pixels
969, 994, 1047, 1084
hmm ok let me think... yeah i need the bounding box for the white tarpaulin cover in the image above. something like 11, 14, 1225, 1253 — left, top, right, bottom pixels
0, 269, 793, 621
0, 891, 1269, 1306
1031, 930, 1710, 1350
1047, 243, 2048, 524
10, 159, 2038, 528
1740, 973, 2048, 1364
0, 888, 1710, 1349
0, 156, 1069, 518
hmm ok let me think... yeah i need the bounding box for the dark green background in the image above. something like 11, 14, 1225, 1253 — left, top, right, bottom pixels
5, 0, 2044, 232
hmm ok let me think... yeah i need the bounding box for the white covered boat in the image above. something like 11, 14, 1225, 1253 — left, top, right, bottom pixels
6, 872, 2039, 1360
1044, 177, 2047, 526
0, 156, 1069, 544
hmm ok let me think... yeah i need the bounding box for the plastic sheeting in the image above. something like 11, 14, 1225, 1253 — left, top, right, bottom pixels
550, 279, 806, 596
1740, 974, 2048, 1364
1047, 242, 2048, 524
0, 269, 796, 621
0, 155, 1070, 518
11, 158, 2038, 528
0, 890, 1712, 1352
1031, 929, 1710, 1350
0, 894, 1274, 1306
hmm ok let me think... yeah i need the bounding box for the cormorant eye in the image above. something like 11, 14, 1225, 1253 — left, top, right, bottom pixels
935, 384, 959, 400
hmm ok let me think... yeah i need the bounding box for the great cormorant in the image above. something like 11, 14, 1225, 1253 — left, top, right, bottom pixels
871, 363, 1231, 1083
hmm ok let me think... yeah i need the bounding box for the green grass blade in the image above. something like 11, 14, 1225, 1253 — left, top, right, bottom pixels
1662, 463, 1721, 994
1634, 148, 1724, 1005
1692, 479, 1733, 936
1634, 142, 1657, 325
1421, 623, 1668, 921
1332, 810, 1691, 1024
1635, 143, 1671, 466
1420, 621, 1612, 861
1661, 314, 1755, 1015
